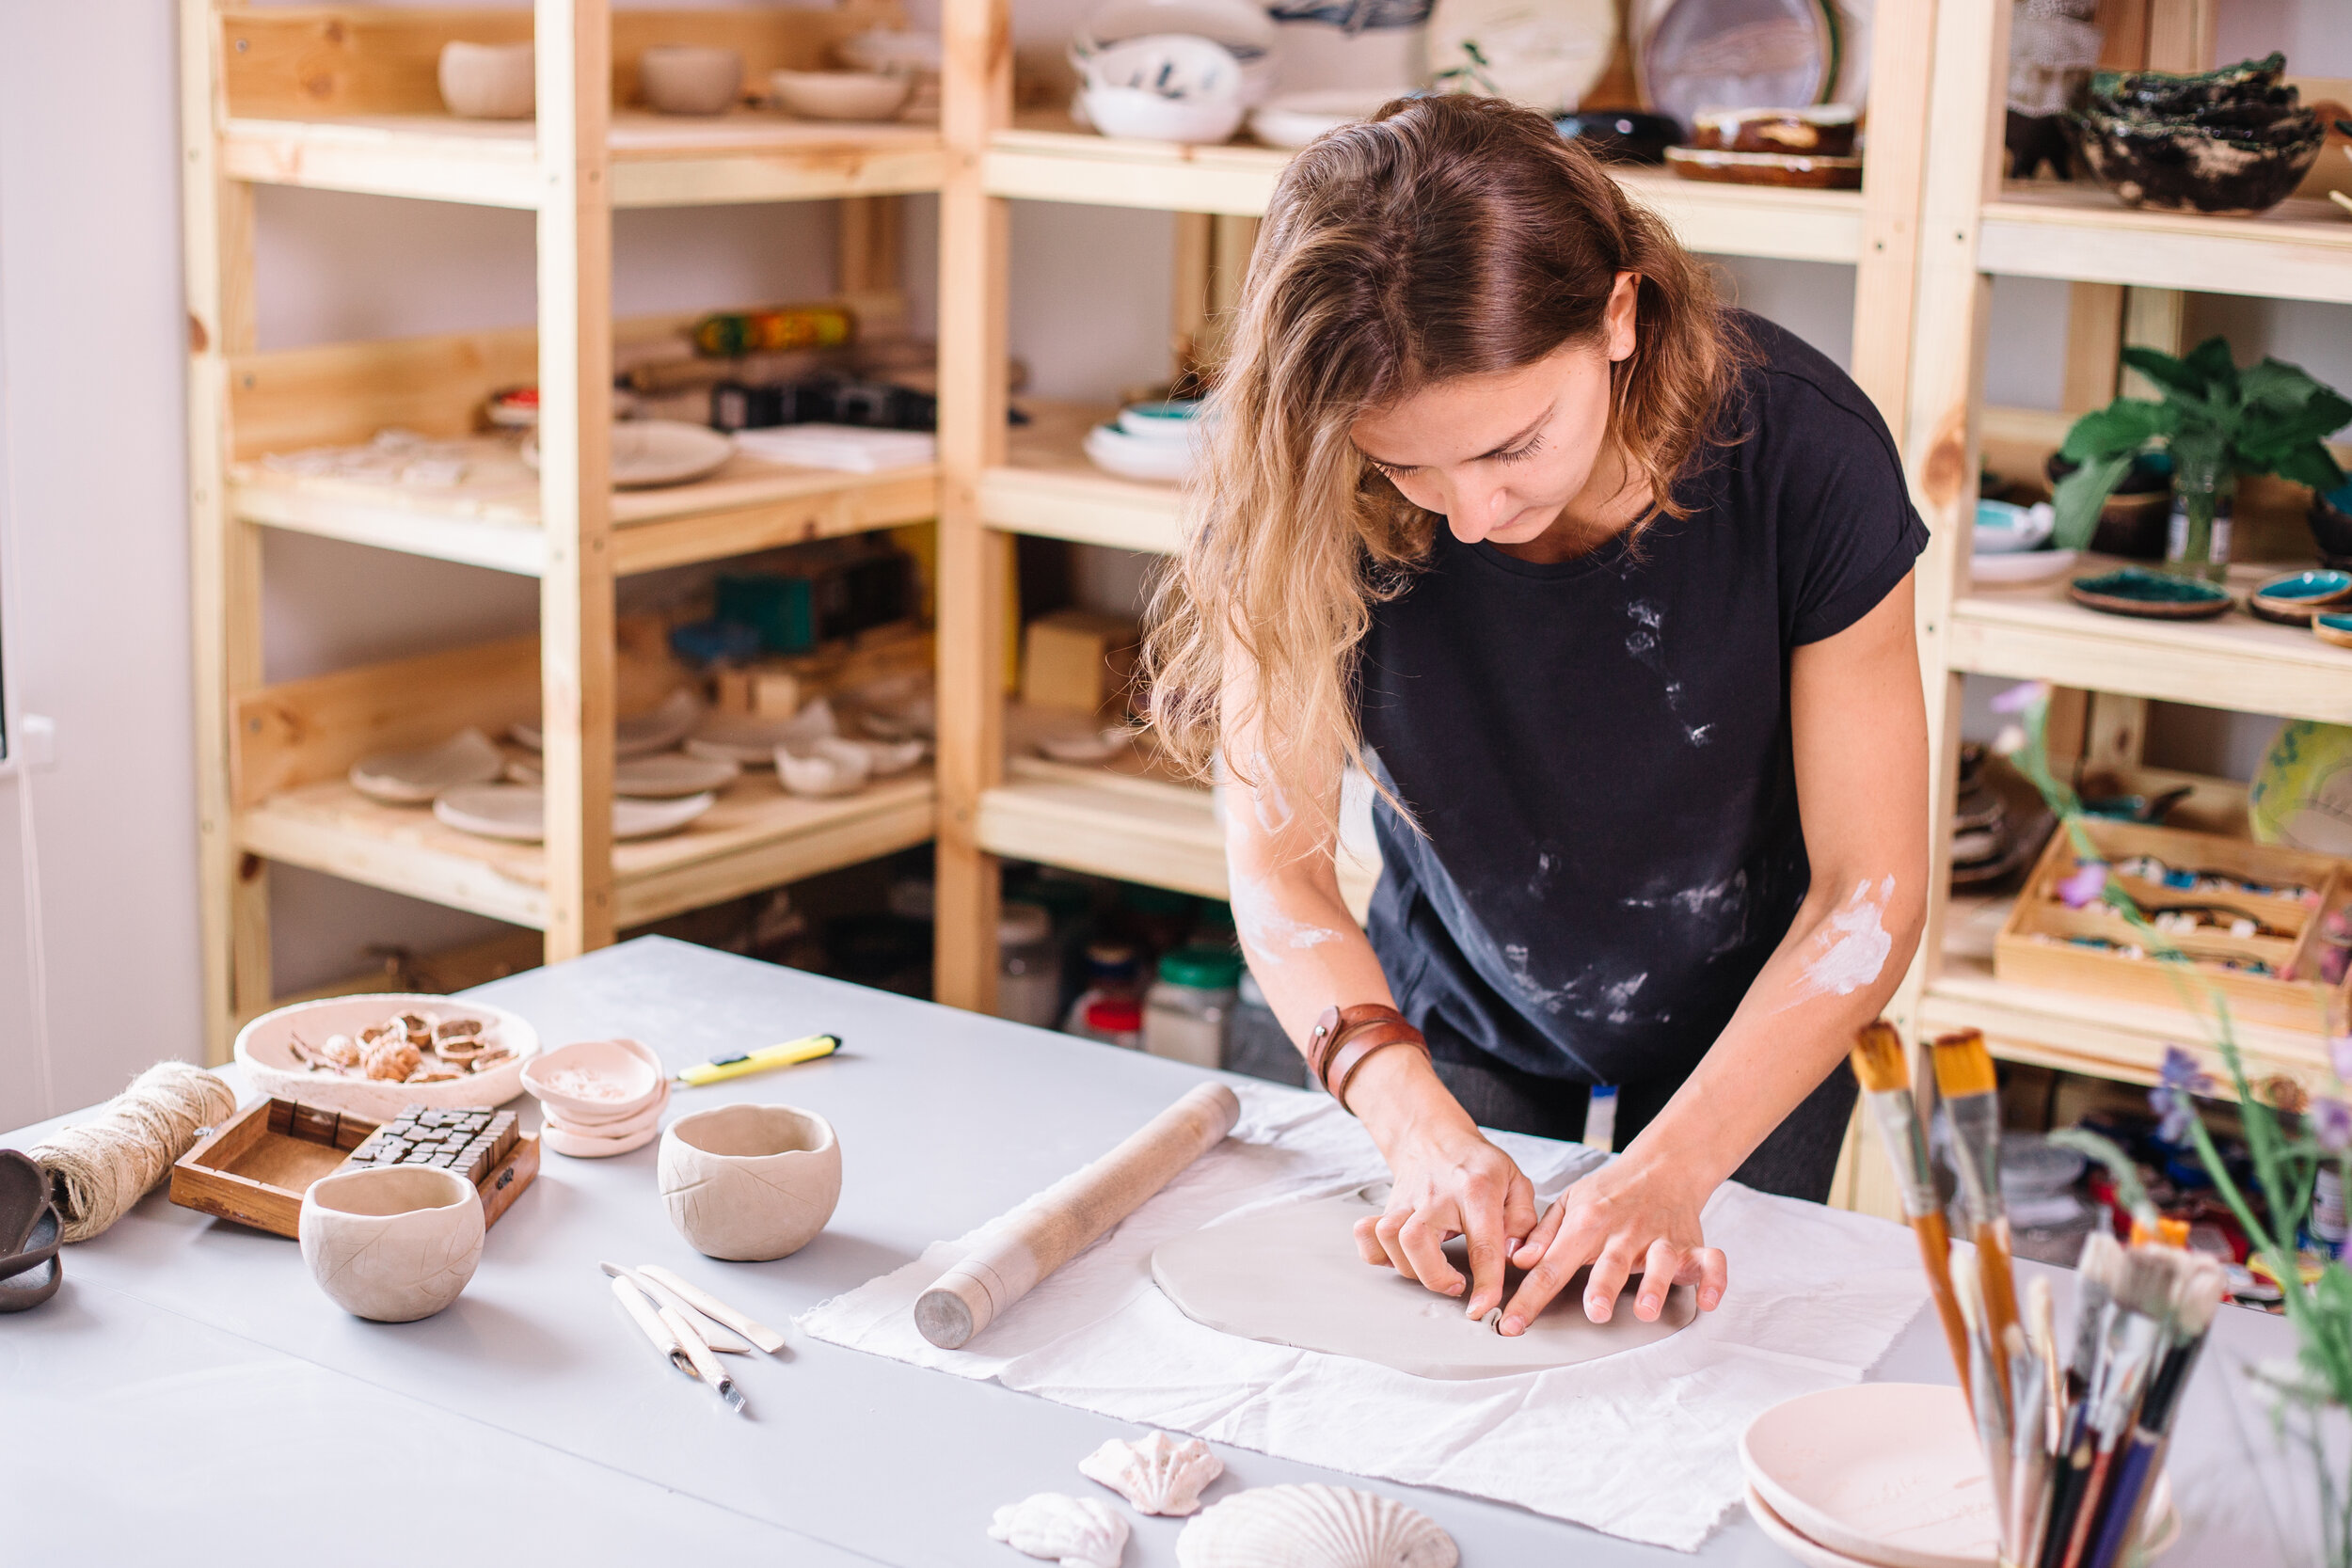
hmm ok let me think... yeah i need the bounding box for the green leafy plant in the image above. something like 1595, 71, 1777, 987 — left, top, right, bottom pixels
2052, 337, 2351, 550
1996, 680, 2352, 1564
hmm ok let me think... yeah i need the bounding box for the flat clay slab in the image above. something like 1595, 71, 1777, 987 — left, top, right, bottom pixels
1152, 1188, 1696, 1380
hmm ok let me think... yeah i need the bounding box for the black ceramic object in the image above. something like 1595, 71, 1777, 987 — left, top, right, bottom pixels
0, 1198, 60, 1314
2312, 482, 2352, 568
0, 1149, 44, 1256
2047, 450, 2171, 560
2067, 567, 2232, 620
1556, 110, 1680, 165
2069, 53, 2324, 215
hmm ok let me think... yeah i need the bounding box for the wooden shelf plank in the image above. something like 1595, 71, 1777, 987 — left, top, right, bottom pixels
219, 113, 946, 209
1979, 184, 2352, 306
984, 119, 1867, 264
238, 772, 935, 930
230, 440, 937, 576
1946, 556, 2352, 726
982, 401, 1184, 553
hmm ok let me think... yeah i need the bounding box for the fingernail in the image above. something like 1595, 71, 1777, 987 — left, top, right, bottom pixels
1502, 1316, 1523, 1335
1587, 1297, 1611, 1321
1701, 1289, 1720, 1309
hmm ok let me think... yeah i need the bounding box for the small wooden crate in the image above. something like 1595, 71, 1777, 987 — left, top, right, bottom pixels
1994, 818, 2352, 1033
169, 1098, 538, 1239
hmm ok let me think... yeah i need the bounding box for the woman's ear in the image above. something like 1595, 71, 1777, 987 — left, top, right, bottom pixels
1605, 271, 1640, 363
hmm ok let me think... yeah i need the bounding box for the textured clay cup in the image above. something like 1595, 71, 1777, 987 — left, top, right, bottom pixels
437, 41, 535, 119
299, 1165, 485, 1323
638, 46, 744, 115
659, 1103, 841, 1261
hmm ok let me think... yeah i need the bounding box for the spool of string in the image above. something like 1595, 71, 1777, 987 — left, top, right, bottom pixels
29, 1062, 236, 1242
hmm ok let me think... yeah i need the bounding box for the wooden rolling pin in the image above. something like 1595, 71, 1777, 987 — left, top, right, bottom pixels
915, 1082, 1241, 1350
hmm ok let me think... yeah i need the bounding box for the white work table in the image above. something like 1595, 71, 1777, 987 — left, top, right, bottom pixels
4, 937, 2287, 1563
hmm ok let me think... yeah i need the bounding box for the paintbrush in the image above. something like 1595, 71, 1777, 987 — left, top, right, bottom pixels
1850, 1022, 1975, 1406
2028, 1275, 2064, 1451
2008, 1322, 2052, 1568
1951, 1248, 2017, 1561
2038, 1233, 2123, 1568
2054, 1246, 2169, 1568
1933, 1029, 2020, 1418
2081, 1253, 2225, 1568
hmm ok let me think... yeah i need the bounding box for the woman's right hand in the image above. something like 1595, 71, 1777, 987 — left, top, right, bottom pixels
1345, 1046, 1540, 1322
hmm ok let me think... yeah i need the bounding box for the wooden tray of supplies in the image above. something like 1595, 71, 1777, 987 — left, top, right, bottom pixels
1995, 818, 2352, 1032
169, 1097, 538, 1239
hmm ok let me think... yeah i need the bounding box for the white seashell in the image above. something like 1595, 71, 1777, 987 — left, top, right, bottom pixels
775, 736, 872, 797
1078, 1430, 1222, 1516
848, 736, 927, 776
988, 1493, 1129, 1568
1174, 1485, 1457, 1568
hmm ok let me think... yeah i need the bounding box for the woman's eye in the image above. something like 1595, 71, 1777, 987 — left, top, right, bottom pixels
1491, 435, 1546, 465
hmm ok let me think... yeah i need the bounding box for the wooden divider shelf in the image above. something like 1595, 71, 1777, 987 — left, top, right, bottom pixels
1978, 184, 2352, 307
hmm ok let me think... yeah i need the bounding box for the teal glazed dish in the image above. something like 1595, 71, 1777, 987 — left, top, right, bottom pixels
2067, 568, 2233, 620
2315, 612, 2352, 651
2248, 568, 2352, 626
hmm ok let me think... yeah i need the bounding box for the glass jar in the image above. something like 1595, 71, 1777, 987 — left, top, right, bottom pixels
1143, 945, 1242, 1069
1072, 996, 1144, 1051
994, 901, 1061, 1029
2166, 449, 2235, 582
1061, 939, 1143, 1034
1223, 969, 1306, 1087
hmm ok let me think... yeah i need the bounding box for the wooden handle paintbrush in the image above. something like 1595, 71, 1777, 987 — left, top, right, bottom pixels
1933, 1028, 2020, 1418
1850, 1022, 1974, 1408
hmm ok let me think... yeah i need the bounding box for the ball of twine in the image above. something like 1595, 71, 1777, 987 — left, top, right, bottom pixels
29, 1061, 237, 1243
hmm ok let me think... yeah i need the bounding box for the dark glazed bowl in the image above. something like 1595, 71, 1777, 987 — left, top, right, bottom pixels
0, 1149, 47, 1257
2071, 110, 2323, 214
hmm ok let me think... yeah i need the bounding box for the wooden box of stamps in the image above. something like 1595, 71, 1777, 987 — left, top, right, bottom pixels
169, 1098, 538, 1239
1994, 819, 2352, 1033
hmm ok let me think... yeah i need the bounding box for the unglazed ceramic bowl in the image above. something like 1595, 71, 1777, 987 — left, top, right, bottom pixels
769, 69, 914, 121
439, 41, 534, 119
639, 45, 743, 116
299, 1165, 485, 1323
521, 1037, 665, 1123
659, 1103, 841, 1261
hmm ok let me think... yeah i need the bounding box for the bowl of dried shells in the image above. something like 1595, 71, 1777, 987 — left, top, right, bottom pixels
234, 993, 540, 1120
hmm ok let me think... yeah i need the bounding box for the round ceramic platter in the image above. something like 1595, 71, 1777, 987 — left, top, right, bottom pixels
234, 992, 541, 1119
2248, 567, 2352, 625
507, 750, 741, 798
349, 726, 505, 805
1634, 0, 1836, 135
2066, 568, 2232, 620
684, 712, 819, 765
1968, 547, 2078, 585
521, 420, 735, 488
1085, 423, 1195, 483
434, 784, 717, 842
512, 689, 704, 757
1425, 0, 1616, 114
1740, 1384, 2176, 1568
2316, 611, 2352, 649
1248, 87, 1403, 148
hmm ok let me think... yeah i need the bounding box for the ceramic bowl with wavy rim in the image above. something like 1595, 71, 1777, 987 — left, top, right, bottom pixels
520, 1036, 666, 1123
438, 41, 534, 119
236, 992, 539, 1119
659, 1103, 841, 1261
1075, 0, 1277, 103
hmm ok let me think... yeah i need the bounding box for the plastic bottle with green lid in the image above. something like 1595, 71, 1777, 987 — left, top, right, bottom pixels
1143, 944, 1243, 1069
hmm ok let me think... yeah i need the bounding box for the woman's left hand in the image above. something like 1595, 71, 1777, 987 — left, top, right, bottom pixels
1495, 1147, 1726, 1332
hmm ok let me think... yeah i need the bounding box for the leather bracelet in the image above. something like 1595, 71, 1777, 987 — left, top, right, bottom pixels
1308, 1004, 1430, 1115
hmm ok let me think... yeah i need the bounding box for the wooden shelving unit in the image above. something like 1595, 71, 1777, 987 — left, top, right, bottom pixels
1880, 0, 2352, 1212
183, 0, 945, 1055
930, 0, 1942, 1009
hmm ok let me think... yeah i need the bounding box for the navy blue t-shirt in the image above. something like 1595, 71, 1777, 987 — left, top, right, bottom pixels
1356, 312, 1928, 1090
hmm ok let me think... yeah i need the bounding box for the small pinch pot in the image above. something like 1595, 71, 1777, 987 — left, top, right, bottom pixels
659, 1103, 841, 1262
638, 45, 744, 116
520, 1037, 665, 1125
299, 1165, 485, 1323
769, 69, 915, 122
438, 41, 535, 120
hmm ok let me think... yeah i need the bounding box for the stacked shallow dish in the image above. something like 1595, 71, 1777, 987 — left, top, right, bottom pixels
1084, 400, 1204, 483
521, 1037, 671, 1158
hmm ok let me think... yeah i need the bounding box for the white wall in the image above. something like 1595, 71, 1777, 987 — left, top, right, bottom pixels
0, 0, 2345, 1119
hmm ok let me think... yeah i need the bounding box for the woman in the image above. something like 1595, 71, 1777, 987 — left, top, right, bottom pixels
1144, 95, 1929, 1337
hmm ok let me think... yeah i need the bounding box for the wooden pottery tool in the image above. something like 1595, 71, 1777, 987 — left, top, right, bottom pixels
170, 1098, 537, 1240
1931, 1030, 2021, 1416
655, 1294, 747, 1415
639, 1263, 788, 1354
599, 1260, 753, 1354
610, 1273, 706, 1394
1849, 1022, 1975, 1411
915, 1081, 1241, 1350
675, 1032, 838, 1086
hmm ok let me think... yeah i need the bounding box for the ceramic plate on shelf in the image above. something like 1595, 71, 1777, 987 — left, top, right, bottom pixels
434, 784, 718, 842
521, 420, 735, 488
2066, 567, 2232, 620
1085, 422, 1196, 483
506, 750, 742, 799
1248, 87, 1405, 149
2248, 567, 2352, 626
512, 689, 704, 758
685, 706, 835, 766
349, 727, 506, 805
1633, 0, 1836, 137
1425, 0, 1615, 114
1968, 547, 2077, 585
1662, 144, 1860, 187
2316, 611, 2352, 650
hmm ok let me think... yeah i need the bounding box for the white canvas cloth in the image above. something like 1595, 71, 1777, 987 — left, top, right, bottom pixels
798, 1081, 1926, 1550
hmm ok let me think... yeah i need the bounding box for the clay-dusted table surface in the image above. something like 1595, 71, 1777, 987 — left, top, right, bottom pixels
0, 937, 2290, 1564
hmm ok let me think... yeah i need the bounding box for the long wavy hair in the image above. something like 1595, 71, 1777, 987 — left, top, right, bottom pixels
1143, 93, 1743, 843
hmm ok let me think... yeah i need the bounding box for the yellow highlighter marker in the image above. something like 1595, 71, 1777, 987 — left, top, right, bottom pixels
675, 1032, 839, 1086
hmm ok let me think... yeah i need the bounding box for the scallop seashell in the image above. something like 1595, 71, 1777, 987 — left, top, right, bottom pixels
775, 736, 873, 797
1174, 1485, 1457, 1568
849, 736, 927, 777
1078, 1430, 1223, 1516
987, 1493, 1129, 1568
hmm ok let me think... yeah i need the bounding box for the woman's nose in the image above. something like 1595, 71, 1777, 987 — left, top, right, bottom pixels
1448, 478, 1512, 541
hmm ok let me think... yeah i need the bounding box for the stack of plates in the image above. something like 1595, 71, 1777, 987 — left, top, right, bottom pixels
1084, 399, 1203, 483
1740, 1384, 2177, 1568
521, 1037, 671, 1159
